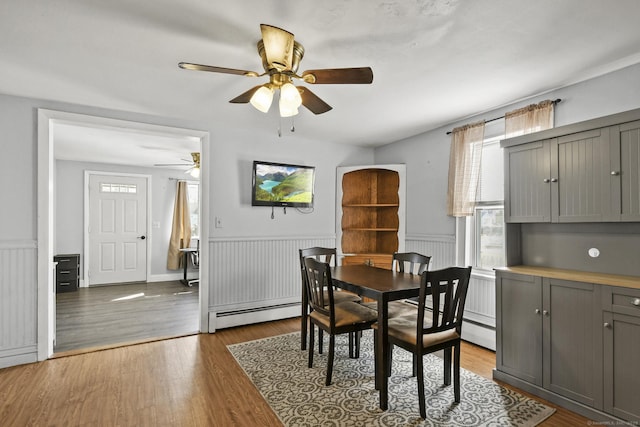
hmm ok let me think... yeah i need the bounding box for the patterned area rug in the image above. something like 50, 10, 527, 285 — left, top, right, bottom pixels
228, 332, 555, 427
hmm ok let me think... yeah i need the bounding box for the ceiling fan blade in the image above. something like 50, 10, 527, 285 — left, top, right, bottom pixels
301, 67, 373, 84
260, 24, 295, 71
229, 85, 263, 104
178, 62, 259, 77
298, 86, 332, 115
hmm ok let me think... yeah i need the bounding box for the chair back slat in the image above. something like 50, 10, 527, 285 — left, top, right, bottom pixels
392, 252, 431, 275
417, 267, 472, 339
304, 257, 334, 320
299, 247, 337, 292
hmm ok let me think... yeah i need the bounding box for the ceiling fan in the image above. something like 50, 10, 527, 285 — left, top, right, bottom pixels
178, 24, 373, 117
154, 152, 200, 178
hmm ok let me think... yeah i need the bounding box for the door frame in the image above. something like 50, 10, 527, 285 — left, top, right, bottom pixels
37, 108, 210, 361
84, 171, 152, 287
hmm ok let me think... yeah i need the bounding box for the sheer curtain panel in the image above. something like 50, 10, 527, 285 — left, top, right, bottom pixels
505, 99, 555, 137
447, 121, 486, 217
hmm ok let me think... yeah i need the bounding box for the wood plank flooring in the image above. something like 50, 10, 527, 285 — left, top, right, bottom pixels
1, 318, 593, 426
55, 281, 199, 353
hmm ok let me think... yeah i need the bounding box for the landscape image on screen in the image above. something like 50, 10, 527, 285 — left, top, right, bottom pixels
254, 163, 314, 205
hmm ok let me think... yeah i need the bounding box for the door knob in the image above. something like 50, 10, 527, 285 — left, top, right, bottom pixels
138, 235, 146, 240
632, 298, 640, 306
543, 178, 550, 183
604, 322, 611, 329
543, 310, 549, 316
550, 178, 558, 183
535, 308, 541, 314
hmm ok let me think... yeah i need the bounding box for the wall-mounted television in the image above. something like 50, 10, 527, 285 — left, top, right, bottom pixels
251, 160, 315, 208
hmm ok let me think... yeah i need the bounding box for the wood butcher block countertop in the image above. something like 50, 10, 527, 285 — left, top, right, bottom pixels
495, 266, 640, 290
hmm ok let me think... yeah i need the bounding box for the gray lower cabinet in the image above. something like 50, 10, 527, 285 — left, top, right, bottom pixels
603, 286, 640, 421
496, 271, 603, 410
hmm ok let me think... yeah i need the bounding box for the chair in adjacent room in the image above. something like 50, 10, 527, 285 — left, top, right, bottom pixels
304, 257, 378, 386
299, 247, 361, 351
376, 266, 472, 418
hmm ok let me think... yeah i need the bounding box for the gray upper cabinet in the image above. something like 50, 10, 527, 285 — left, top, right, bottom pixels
503, 108, 640, 224
505, 129, 612, 223
609, 120, 640, 221
504, 140, 551, 222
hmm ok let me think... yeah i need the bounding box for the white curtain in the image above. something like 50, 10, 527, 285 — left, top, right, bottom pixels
167, 181, 192, 270
505, 99, 555, 137
447, 121, 486, 217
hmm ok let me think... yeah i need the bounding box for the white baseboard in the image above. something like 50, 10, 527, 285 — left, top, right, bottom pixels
148, 273, 197, 283
209, 304, 299, 333
0, 346, 38, 369
461, 321, 495, 351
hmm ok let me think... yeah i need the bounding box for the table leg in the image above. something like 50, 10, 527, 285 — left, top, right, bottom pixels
182, 252, 188, 285
376, 298, 389, 410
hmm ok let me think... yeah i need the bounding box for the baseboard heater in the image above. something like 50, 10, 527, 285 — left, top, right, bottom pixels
209, 302, 300, 332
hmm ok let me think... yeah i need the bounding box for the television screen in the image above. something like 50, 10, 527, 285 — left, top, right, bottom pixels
252, 160, 315, 208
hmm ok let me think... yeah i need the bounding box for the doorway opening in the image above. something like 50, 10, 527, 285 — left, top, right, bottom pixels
37, 109, 210, 359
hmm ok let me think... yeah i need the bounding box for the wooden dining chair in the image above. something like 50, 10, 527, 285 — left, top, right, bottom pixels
304, 257, 378, 386
376, 266, 472, 418
364, 252, 431, 318
299, 247, 361, 351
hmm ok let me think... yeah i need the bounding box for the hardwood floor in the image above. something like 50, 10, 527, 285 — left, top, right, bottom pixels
1, 318, 592, 426
55, 281, 199, 353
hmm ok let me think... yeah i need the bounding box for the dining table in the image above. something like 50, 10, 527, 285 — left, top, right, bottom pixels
331, 264, 422, 411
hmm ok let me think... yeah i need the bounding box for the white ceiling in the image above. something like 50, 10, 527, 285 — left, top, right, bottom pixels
3, 0, 640, 165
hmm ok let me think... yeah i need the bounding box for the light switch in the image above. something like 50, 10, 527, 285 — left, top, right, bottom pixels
215, 217, 222, 228
152, 221, 161, 229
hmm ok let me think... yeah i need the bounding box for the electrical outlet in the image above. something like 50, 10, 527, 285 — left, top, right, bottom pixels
215, 216, 222, 228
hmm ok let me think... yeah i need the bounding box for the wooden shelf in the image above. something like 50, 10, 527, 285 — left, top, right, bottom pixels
340, 168, 401, 255
343, 227, 398, 232
342, 203, 399, 207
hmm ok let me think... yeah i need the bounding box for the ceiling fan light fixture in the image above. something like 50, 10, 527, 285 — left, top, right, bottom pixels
280, 82, 302, 108
249, 85, 274, 113
189, 166, 200, 178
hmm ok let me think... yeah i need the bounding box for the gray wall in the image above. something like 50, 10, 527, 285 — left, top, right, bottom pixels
374, 62, 640, 238
55, 159, 190, 280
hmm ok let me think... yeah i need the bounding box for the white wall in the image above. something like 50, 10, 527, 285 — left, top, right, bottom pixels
55, 159, 191, 281
0, 90, 373, 367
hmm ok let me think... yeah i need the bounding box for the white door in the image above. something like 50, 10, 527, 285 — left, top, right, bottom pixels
88, 174, 148, 285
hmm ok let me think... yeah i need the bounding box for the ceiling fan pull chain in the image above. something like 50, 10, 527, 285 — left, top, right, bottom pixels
277, 113, 282, 137
290, 116, 295, 133
271, 206, 275, 219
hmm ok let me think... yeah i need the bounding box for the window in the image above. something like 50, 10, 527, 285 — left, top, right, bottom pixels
100, 183, 137, 193
187, 182, 199, 238
463, 135, 505, 274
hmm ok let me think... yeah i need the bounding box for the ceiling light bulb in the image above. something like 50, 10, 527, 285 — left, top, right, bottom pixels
250, 86, 274, 113
280, 83, 302, 108
279, 103, 299, 117
189, 167, 200, 178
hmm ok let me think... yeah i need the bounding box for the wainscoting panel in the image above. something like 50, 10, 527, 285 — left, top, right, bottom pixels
208, 236, 335, 330
0, 240, 38, 368
405, 234, 456, 270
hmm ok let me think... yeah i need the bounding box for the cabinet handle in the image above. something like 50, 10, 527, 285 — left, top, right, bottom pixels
550, 178, 558, 183
543, 310, 549, 316
543, 178, 550, 183
632, 298, 640, 306
611, 171, 620, 176
604, 322, 611, 329
535, 308, 541, 314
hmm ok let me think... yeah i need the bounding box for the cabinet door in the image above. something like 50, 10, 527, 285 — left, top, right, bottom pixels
603, 311, 640, 421
496, 271, 542, 385
542, 278, 603, 409
504, 141, 551, 222
610, 121, 640, 221
551, 129, 611, 222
